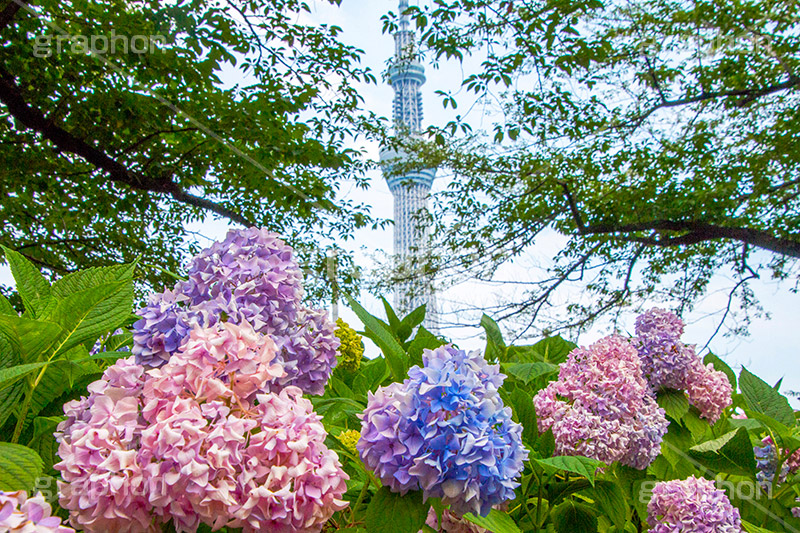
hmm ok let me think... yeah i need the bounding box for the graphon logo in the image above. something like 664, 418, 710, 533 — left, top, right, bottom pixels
637, 476, 773, 504
33, 31, 166, 58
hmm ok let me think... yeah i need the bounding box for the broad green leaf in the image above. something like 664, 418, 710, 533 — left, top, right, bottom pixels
0, 315, 64, 363
550, 500, 598, 533
688, 427, 756, 476
407, 327, 444, 367
739, 368, 795, 427
0, 336, 23, 429
360, 357, 390, 392
501, 362, 558, 384
531, 335, 577, 364
329, 376, 355, 400
743, 410, 795, 449
534, 456, 605, 486
704, 352, 736, 390
0, 361, 49, 391
50, 263, 135, 298
0, 294, 16, 316
509, 387, 538, 446
381, 297, 401, 331
480, 314, 506, 362
397, 304, 426, 341
346, 295, 409, 381
0, 442, 44, 491
22, 357, 100, 430
27, 416, 63, 473
1, 246, 51, 318
657, 388, 690, 421
584, 481, 628, 530
364, 487, 429, 533
43, 280, 133, 358
463, 509, 522, 532
741, 520, 783, 533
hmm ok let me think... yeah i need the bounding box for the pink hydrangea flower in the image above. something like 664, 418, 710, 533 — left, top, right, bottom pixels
57, 320, 348, 533
0, 491, 74, 532
534, 335, 668, 469
647, 476, 742, 532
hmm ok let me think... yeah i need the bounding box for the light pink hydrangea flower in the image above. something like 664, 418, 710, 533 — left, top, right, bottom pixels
0, 491, 74, 533
534, 335, 669, 469
57, 320, 348, 533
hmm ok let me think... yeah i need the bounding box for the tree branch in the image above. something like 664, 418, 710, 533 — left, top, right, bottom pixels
0, 67, 254, 226
0, 0, 25, 32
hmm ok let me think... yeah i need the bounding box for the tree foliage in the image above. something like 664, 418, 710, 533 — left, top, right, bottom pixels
0, 0, 378, 297
386, 0, 800, 335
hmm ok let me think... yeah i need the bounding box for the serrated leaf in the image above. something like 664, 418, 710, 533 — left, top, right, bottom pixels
688, 427, 756, 476
534, 456, 605, 486
0, 361, 49, 391
550, 500, 598, 533
0, 315, 64, 363
585, 481, 628, 530
481, 314, 506, 362
27, 416, 63, 473
739, 368, 795, 427
704, 352, 736, 390
50, 263, 135, 298
1, 246, 51, 318
463, 509, 522, 532
0, 294, 16, 316
0, 336, 23, 429
43, 280, 133, 358
364, 487, 428, 533
531, 335, 577, 364
0, 442, 43, 491
657, 388, 690, 421
347, 295, 409, 381
501, 362, 558, 384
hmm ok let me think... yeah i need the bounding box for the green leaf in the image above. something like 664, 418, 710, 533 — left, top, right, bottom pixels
407, 327, 444, 367
1, 246, 51, 318
27, 416, 63, 473
501, 362, 558, 384
532, 336, 577, 364
381, 297, 401, 331
0, 315, 65, 363
50, 263, 135, 298
657, 388, 690, 421
346, 294, 409, 381
585, 481, 628, 530
397, 304, 426, 342
364, 487, 429, 533
463, 509, 522, 532
43, 280, 134, 358
509, 387, 538, 446
480, 314, 506, 362
739, 368, 795, 427
0, 442, 44, 491
534, 456, 605, 486
0, 294, 16, 316
704, 352, 736, 390
741, 520, 783, 533
0, 361, 48, 391
688, 427, 756, 476
0, 336, 23, 429
550, 500, 598, 533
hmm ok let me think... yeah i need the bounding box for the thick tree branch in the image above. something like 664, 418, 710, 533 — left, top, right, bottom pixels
0, 68, 253, 226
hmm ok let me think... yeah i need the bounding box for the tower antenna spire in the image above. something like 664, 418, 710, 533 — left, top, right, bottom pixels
380, 0, 438, 332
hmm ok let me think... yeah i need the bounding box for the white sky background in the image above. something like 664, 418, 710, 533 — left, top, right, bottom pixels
1, 0, 797, 401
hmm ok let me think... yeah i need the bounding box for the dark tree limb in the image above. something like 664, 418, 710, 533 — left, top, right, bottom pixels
0, 68, 254, 226
0, 0, 25, 32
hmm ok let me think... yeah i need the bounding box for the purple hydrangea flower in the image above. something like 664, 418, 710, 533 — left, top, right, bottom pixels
647, 476, 742, 532
534, 335, 669, 469
358, 346, 527, 517
131, 228, 339, 394
632, 308, 732, 423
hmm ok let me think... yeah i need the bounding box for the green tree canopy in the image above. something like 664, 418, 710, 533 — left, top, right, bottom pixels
388, 0, 800, 334
0, 0, 378, 297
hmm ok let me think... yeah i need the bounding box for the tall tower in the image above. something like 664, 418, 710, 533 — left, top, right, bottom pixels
380, 0, 438, 331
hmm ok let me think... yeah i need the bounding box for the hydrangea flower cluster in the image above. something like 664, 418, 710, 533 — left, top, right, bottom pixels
647, 476, 742, 532
421, 508, 487, 533
533, 335, 669, 469
0, 491, 74, 532
56, 320, 348, 533
133, 227, 339, 395
358, 345, 527, 517
754, 436, 800, 494
334, 318, 364, 372
633, 308, 732, 423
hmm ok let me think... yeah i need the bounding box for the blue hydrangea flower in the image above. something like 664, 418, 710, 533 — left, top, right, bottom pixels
132, 289, 198, 367
358, 345, 527, 517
